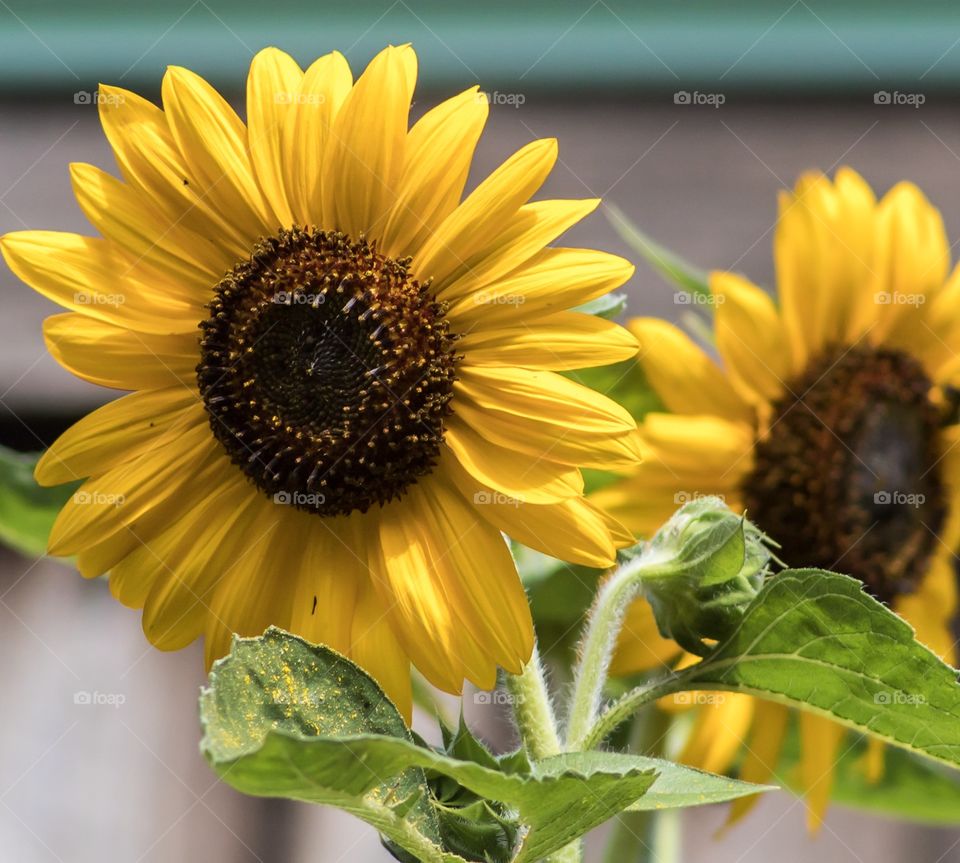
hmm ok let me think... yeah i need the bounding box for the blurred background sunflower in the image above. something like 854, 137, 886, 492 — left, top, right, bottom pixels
597, 167, 960, 831
3, 1, 960, 861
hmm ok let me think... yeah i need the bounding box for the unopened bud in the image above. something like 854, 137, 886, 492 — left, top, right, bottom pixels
638, 496, 776, 656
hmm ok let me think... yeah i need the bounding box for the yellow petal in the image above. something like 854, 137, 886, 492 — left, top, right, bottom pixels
642, 412, 753, 478
282, 51, 353, 226
726, 700, 790, 826
136, 471, 265, 646
43, 313, 198, 390
203, 502, 285, 669
894, 554, 957, 664
420, 474, 534, 672
629, 317, 752, 422
96, 83, 251, 257
444, 449, 619, 568
679, 693, 755, 775
451, 248, 633, 328
454, 365, 643, 470
775, 168, 877, 371
283, 513, 361, 655
76, 451, 234, 580
798, 712, 845, 832
374, 474, 534, 692
861, 737, 886, 784
869, 180, 951, 346
437, 198, 599, 304
375, 485, 501, 693
414, 138, 558, 287
48, 420, 218, 556
36, 388, 197, 486
0, 231, 198, 334
444, 420, 583, 504
380, 86, 488, 258
350, 572, 414, 723
246, 47, 303, 228
459, 311, 638, 370
711, 271, 790, 405
590, 467, 745, 539
911, 264, 960, 382
320, 45, 415, 238
162, 65, 273, 243
70, 162, 226, 290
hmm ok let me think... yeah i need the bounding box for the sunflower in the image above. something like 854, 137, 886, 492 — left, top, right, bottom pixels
1, 45, 642, 720
593, 167, 960, 827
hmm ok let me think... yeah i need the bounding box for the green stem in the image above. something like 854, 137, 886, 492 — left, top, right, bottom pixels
505, 644, 562, 759
565, 556, 679, 750
583, 671, 690, 751
505, 647, 581, 863
651, 809, 682, 863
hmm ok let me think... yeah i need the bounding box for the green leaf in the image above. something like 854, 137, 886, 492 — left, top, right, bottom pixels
557, 751, 772, 812
201, 629, 769, 863
0, 445, 77, 558
684, 569, 960, 771
779, 727, 960, 826
508, 752, 765, 862
432, 717, 519, 863
201, 635, 653, 863
571, 292, 628, 320
830, 745, 960, 825
677, 513, 746, 586
201, 628, 450, 862
605, 203, 710, 300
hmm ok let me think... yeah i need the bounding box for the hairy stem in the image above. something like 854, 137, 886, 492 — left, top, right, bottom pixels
505, 644, 562, 759
505, 647, 581, 863
565, 556, 679, 750
583, 671, 691, 751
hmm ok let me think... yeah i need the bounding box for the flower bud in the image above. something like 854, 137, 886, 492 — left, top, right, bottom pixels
637, 496, 776, 656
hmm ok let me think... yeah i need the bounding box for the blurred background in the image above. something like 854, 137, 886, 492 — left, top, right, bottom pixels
2, 1, 960, 860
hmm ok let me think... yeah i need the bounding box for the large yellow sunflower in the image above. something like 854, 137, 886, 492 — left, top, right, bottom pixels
1, 45, 642, 720
594, 167, 960, 827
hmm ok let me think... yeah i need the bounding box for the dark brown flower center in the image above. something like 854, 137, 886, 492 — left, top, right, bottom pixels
197, 227, 457, 517
741, 345, 946, 603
